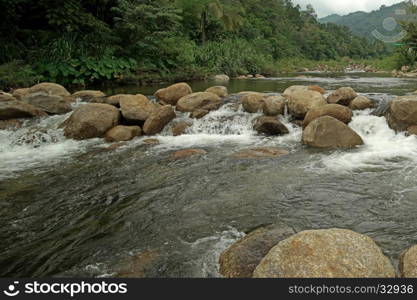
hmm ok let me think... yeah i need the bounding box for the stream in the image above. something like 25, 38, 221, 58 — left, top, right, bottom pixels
1, 72, 417, 278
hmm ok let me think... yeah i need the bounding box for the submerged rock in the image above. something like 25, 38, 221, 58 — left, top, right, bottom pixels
176, 92, 221, 112
23, 92, 72, 114
172, 121, 191, 136
154, 82, 192, 106
29, 82, 70, 97
143, 105, 176, 135
263, 95, 286, 116
171, 149, 207, 160
143, 138, 160, 145
399, 245, 417, 278
232, 147, 289, 159
302, 116, 363, 149
105, 125, 142, 142
254, 116, 289, 136
0, 100, 47, 120
205, 86, 228, 98
64, 103, 120, 140
287, 89, 327, 119
253, 229, 395, 278
327, 87, 357, 106
120, 94, 157, 122
116, 250, 160, 278
219, 225, 295, 278
385, 96, 417, 132
72, 90, 106, 103
302, 104, 353, 128
349, 96, 374, 110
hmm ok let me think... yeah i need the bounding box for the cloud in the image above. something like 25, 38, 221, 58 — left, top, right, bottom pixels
292, 0, 405, 17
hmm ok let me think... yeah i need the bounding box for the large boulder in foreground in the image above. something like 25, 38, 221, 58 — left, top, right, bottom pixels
0, 100, 47, 120
23, 92, 72, 114
205, 86, 228, 98
155, 82, 192, 105
12, 88, 30, 100
302, 104, 353, 128
302, 116, 363, 149
29, 82, 70, 97
176, 92, 221, 112
73, 90, 106, 103
349, 96, 374, 110
263, 95, 286, 116
143, 105, 176, 135
105, 125, 142, 142
385, 96, 417, 132
120, 94, 157, 122
399, 245, 417, 278
253, 229, 395, 278
241, 93, 265, 113
287, 90, 327, 119
64, 103, 120, 140
219, 225, 295, 278
327, 87, 357, 106
254, 116, 289, 136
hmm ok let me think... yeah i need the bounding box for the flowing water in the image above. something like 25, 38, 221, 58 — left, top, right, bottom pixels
1, 73, 417, 277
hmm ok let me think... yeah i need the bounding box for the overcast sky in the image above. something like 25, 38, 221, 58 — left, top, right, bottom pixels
293, 0, 406, 17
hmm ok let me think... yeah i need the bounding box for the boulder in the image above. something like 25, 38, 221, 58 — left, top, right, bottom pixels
29, 82, 70, 97
205, 86, 228, 98
171, 149, 207, 160
308, 85, 326, 95
287, 90, 327, 119
176, 92, 221, 112
64, 103, 120, 140
349, 96, 374, 110
327, 87, 357, 106
231, 147, 289, 159
172, 121, 191, 136
303, 104, 353, 128
23, 92, 72, 114
253, 229, 395, 278
12, 88, 30, 100
219, 225, 295, 278
283, 85, 308, 99
254, 116, 289, 136
399, 245, 417, 278
154, 83, 192, 105
302, 116, 364, 149
106, 94, 129, 106
385, 96, 417, 132
0, 92, 15, 102
241, 93, 265, 113
143, 138, 160, 145
191, 109, 209, 119
143, 105, 176, 135
0, 119, 23, 130
120, 94, 157, 122
73, 90, 106, 103
263, 95, 286, 116
212, 74, 230, 82
0, 100, 47, 120
407, 125, 417, 136
105, 125, 142, 142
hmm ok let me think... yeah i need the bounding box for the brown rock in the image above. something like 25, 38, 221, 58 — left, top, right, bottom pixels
120, 94, 157, 122
0, 119, 23, 130
171, 149, 207, 160
191, 109, 209, 119
73, 90, 106, 103
241, 93, 265, 113
349, 96, 374, 110
232, 147, 289, 159
327, 87, 357, 106
0, 92, 16, 102
143, 138, 160, 145
253, 229, 395, 278
219, 225, 295, 278
0, 100, 47, 120
23, 92, 72, 114
29, 82, 70, 97
302, 116, 364, 149
399, 245, 417, 278
106, 142, 128, 151
205, 86, 228, 98
12, 88, 30, 100
64, 103, 120, 140
172, 121, 191, 136
308, 85, 326, 94
116, 250, 160, 278
287, 90, 327, 119
407, 125, 417, 136
385, 96, 417, 132
254, 116, 289, 136
143, 105, 176, 135
303, 104, 353, 128
176, 92, 221, 112
105, 125, 142, 142
154, 82, 192, 105
263, 95, 286, 116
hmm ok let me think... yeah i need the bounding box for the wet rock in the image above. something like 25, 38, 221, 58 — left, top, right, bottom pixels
327, 87, 357, 106
116, 250, 160, 278
212, 74, 230, 82
219, 225, 295, 278
302, 116, 364, 149
172, 121, 191, 136
176, 92, 221, 112
29, 82, 70, 97
283, 85, 308, 99
399, 245, 417, 278
407, 125, 417, 136
171, 149, 207, 160
23, 92, 72, 114
154, 82, 192, 105
0, 100, 47, 120
64, 103, 120, 140
0, 119, 23, 130
287, 90, 327, 119
191, 109, 209, 119
241, 93, 265, 113
205, 86, 228, 98
72, 90, 106, 103
349, 96, 374, 110
105, 125, 142, 142
106, 142, 128, 151
263, 95, 286, 116
120, 94, 157, 122
143, 105, 176, 135
385, 96, 417, 132
232, 147, 289, 159
253, 229, 395, 278
254, 116, 289, 136
308, 85, 326, 95
106, 94, 129, 106
303, 104, 353, 128
12, 88, 30, 100
143, 138, 160, 145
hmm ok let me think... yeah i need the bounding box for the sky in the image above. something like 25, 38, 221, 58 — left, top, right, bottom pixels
293, 0, 406, 17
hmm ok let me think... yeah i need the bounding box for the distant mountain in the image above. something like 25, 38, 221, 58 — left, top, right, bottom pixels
319, 2, 409, 42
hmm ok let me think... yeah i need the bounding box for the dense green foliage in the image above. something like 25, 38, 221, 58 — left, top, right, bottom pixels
0, 0, 389, 89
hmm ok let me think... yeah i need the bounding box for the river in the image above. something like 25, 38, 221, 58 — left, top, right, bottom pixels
1, 73, 417, 277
